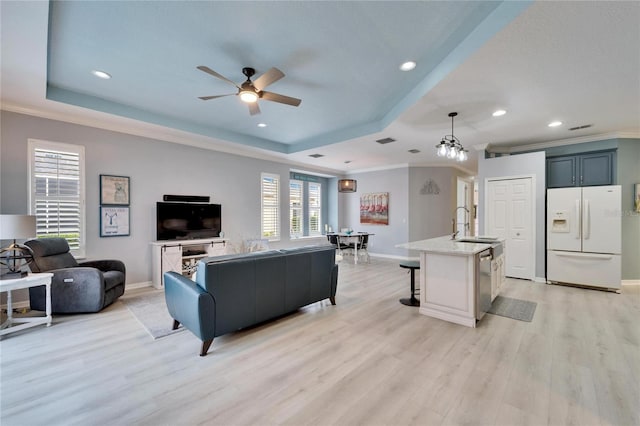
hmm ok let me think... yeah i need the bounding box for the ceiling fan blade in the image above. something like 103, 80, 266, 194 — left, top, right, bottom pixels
198, 94, 235, 100
261, 91, 302, 107
248, 102, 261, 116
253, 67, 285, 91
197, 66, 239, 88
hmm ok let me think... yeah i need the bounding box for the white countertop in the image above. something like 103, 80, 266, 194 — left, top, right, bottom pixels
396, 235, 495, 256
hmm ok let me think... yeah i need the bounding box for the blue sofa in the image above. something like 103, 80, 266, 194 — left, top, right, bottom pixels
164, 245, 339, 356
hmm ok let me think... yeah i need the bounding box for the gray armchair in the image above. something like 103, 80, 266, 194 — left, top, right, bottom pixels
25, 238, 126, 313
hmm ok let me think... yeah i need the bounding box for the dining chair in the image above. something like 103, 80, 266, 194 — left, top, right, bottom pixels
356, 233, 370, 263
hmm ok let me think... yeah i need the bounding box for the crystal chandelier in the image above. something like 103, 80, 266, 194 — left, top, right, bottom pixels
435, 112, 468, 162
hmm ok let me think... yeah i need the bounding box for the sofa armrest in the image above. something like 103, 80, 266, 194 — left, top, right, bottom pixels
32, 267, 105, 313
79, 259, 126, 275
164, 272, 216, 343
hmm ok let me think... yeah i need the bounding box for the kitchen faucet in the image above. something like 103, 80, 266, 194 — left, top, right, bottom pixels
451, 206, 470, 239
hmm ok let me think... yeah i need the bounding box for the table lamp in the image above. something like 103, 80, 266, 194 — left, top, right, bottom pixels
0, 214, 37, 279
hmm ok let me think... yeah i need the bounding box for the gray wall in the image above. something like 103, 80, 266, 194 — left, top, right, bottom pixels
341, 166, 470, 258
617, 139, 640, 280
408, 167, 465, 241
341, 167, 409, 258
478, 151, 547, 280
1, 111, 337, 287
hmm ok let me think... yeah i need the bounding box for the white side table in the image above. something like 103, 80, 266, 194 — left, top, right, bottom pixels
0, 272, 53, 336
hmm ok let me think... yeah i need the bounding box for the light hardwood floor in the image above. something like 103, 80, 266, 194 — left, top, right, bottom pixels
1, 257, 639, 426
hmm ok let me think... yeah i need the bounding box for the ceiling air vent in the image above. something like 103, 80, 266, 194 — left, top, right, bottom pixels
376, 137, 396, 144
408, 149, 421, 154
308, 153, 324, 158
568, 124, 592, 131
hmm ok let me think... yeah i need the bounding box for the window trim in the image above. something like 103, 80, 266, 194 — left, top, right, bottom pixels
260, 172, 280, 241
28, 139, 86, 257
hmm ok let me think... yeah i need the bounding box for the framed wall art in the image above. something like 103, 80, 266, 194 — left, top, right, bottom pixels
100, 174, 130, 205
360, 192, 389, 225
100, 206, 130, 237
635, 183, 640, 213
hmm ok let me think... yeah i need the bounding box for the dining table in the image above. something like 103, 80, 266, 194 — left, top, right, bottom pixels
328, 232, 374, 264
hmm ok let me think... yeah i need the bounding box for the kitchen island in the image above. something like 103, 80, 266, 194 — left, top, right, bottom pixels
396, 236, 504, 328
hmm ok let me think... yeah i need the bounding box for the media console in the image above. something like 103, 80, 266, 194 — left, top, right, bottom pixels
150, 237, 227, 289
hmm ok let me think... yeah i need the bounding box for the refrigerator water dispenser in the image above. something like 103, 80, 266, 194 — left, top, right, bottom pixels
551, 211, 570, 233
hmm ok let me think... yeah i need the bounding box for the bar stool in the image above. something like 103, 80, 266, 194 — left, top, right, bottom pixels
399, 260, 420, 306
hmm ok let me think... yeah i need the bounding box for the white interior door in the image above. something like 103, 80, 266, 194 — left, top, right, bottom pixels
486, 178, 534, 280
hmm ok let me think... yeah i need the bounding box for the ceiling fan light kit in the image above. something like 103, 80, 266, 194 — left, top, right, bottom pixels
239, 90, 258, 103
435, 112, 467, 162
197, 65, 301, 115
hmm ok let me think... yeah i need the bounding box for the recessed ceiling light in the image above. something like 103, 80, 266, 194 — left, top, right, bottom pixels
399, 61, 416, 71
492, 109, 506, 117
548, 121, 563, 127
257, 123, 267, 128
91, 70, 111, 79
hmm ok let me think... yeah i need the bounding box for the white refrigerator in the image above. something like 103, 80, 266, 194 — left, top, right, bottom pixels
547, 185, 621, 290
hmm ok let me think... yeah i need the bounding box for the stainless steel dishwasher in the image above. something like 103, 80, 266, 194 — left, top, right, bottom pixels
476, 248, 493, 321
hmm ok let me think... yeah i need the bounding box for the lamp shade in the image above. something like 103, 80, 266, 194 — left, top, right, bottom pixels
338, 179, 357, 193
0, 215, 37, 240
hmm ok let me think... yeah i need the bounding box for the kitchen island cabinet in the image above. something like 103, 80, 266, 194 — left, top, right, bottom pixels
397, 236, 503, 328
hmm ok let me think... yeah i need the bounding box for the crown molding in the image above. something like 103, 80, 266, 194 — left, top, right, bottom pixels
1, 103, 345, 176
504, 132, 640, 153
344, 162, 477, 176
344, 163, 410, 175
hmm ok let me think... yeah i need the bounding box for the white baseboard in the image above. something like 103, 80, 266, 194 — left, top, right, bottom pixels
369, 252, 419, 261
622, 280, 640, 286
125, 281, 153, 291
535, 276, 549, 283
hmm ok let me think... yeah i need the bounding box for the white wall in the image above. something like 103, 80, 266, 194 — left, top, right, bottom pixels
0, 111, 336, 287
477, 152, 546, 280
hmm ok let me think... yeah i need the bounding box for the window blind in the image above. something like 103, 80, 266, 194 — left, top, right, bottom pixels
290, 180, 303, 237
30, 143, 84, 253
261, 173, 280, 240
308, 182, 321, 235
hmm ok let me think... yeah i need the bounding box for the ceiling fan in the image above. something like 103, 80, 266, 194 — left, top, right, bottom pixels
197, 66, 302, 116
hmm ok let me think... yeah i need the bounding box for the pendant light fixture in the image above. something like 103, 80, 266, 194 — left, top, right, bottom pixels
435, 112, 467, 162
338, 179, 357, 193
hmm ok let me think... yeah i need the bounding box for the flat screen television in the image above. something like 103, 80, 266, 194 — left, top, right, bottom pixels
156, 202, 221, 241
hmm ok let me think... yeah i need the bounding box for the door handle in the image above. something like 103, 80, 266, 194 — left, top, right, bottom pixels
583, 199, 590, 239
575, 199, 581, 239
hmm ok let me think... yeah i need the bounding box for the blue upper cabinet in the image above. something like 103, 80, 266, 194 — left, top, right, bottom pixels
547, 150, 615, 188
547, 156, 577, 187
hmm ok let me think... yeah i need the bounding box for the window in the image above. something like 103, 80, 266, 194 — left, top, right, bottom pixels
308, 182, 322, 236
28, 140, 85, 257
261, 173, 280, 240
289, 180, 303, 238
